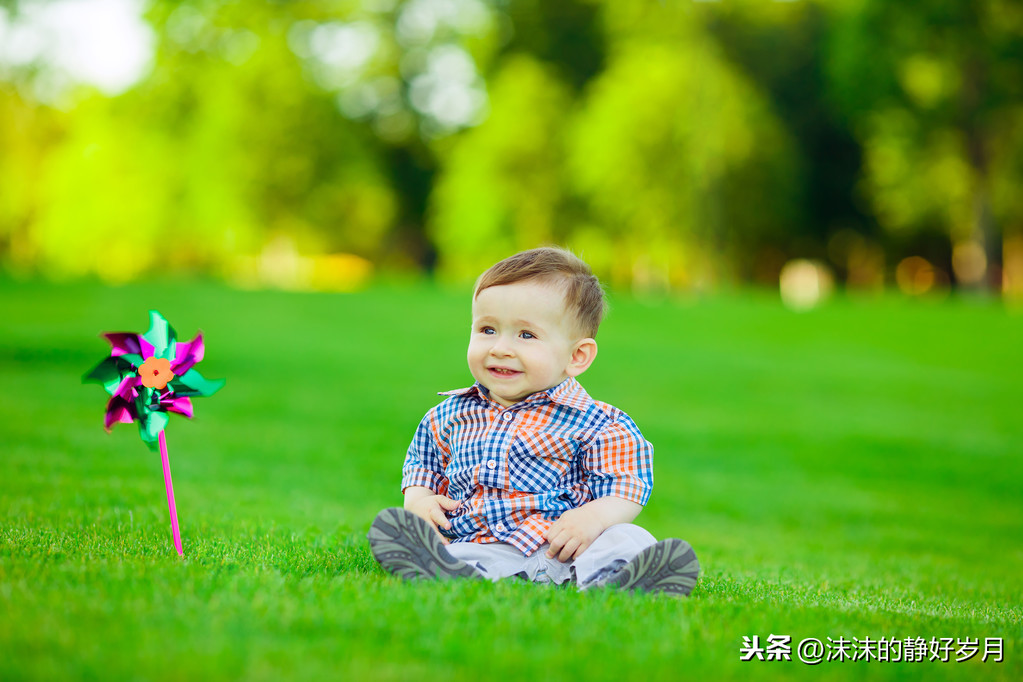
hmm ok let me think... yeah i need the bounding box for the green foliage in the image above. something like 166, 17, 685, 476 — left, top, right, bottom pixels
2, 278, 1022, 679
2, 0, 400, 282
430, 5, 802, 287
429, 54, 574, 279
0, 90, 63, 272
565, 34, 801, 288
825, 0, 1023, 254
29, 96, 182, 281
500, 0, 605, 91
2, 0, 1022, 288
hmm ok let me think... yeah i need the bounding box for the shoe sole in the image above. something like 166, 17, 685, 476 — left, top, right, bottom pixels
606, 538, 700, 596
367, 507, 479, 581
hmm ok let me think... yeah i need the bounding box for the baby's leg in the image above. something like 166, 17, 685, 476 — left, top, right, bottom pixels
367, 508, 480, 581
572, 523, 658, 588
445, 542, 537, 582
575, 524, 700, 596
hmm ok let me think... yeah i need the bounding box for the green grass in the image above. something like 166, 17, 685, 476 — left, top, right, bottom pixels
1, 277, 1021, 681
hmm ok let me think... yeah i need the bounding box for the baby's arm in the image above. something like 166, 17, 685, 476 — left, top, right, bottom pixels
546, 408, 653, 561
404, 485, 460, 543
545, 496, 642, 561
402, 405, 459, 541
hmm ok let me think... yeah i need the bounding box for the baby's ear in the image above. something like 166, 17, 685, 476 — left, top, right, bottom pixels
566, 338, 598, 377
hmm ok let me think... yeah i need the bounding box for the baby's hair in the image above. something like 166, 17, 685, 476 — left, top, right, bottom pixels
474, 247, 607, 338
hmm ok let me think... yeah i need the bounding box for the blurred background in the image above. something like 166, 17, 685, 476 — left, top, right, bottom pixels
1, 0, 1022, 305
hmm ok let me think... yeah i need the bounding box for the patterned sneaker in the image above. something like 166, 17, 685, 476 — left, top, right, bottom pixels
367, 507, 480, 581
606, 538, 700, 596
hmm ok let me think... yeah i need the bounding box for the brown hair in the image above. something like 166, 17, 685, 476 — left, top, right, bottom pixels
473, 247, 607, 337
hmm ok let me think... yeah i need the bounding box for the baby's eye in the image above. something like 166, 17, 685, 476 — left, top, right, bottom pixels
519, 331, 536, 340
479, 326, 496, 335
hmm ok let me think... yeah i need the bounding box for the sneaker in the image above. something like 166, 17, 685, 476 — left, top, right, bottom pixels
606, 538, 700, 596
367, 507, 480, 581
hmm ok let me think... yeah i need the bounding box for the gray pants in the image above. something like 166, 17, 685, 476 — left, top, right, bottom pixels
445, 523, 657, 589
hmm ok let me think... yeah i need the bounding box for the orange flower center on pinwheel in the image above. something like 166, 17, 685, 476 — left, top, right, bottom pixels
139, 356, 175, 389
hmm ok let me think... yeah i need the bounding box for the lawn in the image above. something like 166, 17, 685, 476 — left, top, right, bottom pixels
1, 277, 1020, 681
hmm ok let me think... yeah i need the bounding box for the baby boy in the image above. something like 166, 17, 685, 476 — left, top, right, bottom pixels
368, 247, 699, 595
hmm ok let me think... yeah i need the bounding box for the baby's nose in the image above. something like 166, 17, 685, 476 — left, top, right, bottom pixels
489, 337, 513, 356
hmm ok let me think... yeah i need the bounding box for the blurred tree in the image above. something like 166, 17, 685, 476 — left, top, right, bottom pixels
429, 1, 801, 289
0, 1, 63, 273
428, 54, 574, 280
0, 89, 62, 274
425, 0, 610, 280
499, 0, 605, 92
566, 1, 802, 289
2, 0, 400, 281
5, 0, 1021, 292
283, 0, 507, 270
27, 95, 179, 281
702, 0, 875, 281
826, 0, 1023, 289
141, 0, 403, 264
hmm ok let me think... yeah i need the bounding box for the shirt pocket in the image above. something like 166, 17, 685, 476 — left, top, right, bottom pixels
507, 431, 581, 493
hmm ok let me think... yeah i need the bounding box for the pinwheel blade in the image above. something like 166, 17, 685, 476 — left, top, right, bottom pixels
138, 410, 170, 450
142, 310, 177, 361
171, 368, 226, 398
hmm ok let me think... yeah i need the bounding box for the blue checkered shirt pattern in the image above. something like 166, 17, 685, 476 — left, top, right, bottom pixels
401, 377, 654, 556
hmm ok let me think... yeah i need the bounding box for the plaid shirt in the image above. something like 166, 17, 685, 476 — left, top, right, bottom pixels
401, 377, 654, 556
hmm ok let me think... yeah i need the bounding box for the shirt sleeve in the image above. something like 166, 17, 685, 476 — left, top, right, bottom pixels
582, 409, 653, 506
400, 407, 451, 495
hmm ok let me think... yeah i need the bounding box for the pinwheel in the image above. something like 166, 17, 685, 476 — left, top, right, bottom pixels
84, 311, 224, 556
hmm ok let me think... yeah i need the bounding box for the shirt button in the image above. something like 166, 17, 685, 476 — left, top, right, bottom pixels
486, 460, 497, 469
502, 412, 513, 421
495, 523, 505, 532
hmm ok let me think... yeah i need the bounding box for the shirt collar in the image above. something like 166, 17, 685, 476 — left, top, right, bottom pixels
438, 377, 592, 411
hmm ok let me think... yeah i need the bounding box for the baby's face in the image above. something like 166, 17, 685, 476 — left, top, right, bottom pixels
468, 280, 584, 407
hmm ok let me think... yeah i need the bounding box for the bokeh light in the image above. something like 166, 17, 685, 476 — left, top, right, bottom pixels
895, 256, 935, 296
952, 241, 988, 285
779, 259, 834, 311
0, 0, 153, 100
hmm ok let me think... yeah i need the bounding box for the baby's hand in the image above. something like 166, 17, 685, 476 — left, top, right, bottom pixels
406, 494, 460, 543
545, 507, 605, 562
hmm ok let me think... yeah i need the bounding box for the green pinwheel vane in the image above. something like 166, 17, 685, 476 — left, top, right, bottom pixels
84, 311, 224, 555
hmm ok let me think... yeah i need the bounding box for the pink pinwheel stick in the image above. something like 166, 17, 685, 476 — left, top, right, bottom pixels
158, 430, 184, 556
